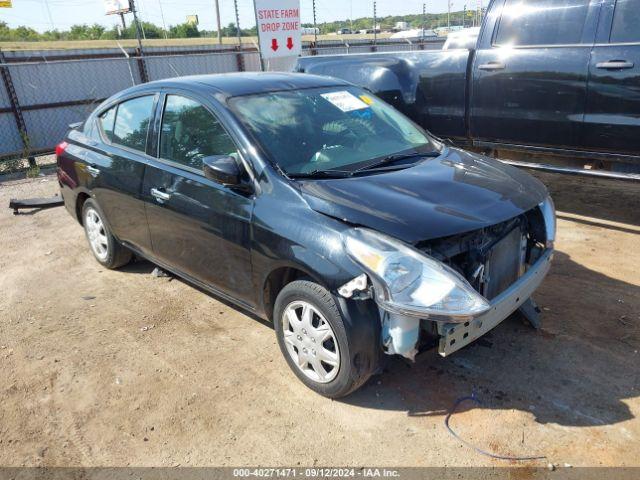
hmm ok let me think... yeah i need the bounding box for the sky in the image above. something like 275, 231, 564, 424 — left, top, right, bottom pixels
0, 0, 475, 33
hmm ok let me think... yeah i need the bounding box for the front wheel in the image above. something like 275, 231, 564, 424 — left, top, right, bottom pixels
82, 198, 132, 269
274, 280, 374, 398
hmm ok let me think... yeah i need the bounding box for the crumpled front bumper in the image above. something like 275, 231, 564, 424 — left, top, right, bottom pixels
436, 248, 553, 356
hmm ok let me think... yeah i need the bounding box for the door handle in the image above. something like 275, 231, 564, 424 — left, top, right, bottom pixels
478, 62, 506, 71
150, 188, 171, 202
596, 60, 634, 70
86, 165, 100, 177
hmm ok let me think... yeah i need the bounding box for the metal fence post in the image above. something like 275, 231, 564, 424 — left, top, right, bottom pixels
234, 0, 245, 72
0, 49, 35, 168
372, 1, 378, 51
135, 47, 149, 83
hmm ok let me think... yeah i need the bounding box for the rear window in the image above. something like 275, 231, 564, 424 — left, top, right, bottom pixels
112, 96, 155, 152
610, 0, 639, 44
495, 0, 590, 46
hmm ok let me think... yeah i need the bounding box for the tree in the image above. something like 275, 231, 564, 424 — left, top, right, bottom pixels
137, 21, 164, 39
12, 26, 40, 41
221, 22, 238, 37
169, 22, 200, 38
67, 24, 106, 40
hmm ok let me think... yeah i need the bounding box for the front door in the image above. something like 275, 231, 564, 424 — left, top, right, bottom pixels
470, 0, 600, 149
143, 93, 255, 306
581, 0, 640, 156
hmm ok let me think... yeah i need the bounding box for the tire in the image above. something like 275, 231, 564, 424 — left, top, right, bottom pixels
82, 198, 132, 269
274, 280, 374, 398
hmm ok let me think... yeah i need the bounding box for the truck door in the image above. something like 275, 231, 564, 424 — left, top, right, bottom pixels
470, 0, 600, 150
581, 0, 640, 156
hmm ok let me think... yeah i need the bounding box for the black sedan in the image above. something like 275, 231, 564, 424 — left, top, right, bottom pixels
56, 73, 555, 398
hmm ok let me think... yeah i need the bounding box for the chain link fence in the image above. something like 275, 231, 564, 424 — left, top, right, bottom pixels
0, 37, 444, 172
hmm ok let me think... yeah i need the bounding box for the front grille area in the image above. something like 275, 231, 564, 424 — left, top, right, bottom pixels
416, 206, 547, 300
482, 226, 526, 299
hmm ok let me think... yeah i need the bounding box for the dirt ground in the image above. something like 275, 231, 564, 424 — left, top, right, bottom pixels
0, 169, 638, 468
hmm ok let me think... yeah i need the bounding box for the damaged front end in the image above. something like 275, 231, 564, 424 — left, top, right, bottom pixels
339, 198, 555, 360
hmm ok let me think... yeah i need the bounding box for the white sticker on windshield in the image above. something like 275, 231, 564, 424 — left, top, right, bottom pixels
321, 91, 369, 112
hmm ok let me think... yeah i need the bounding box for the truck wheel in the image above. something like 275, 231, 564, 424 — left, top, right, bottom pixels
274, 280, 373, 398
82, 198, 132, 269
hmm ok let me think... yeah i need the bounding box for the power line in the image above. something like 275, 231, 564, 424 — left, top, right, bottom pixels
42, 0, 56, 30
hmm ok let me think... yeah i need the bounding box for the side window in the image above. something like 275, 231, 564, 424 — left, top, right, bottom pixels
495, 0, 590, 46
112, 95, 155, 152
159, 95, 237, 169
610, 0, 639, 44
99, 106, 116, 142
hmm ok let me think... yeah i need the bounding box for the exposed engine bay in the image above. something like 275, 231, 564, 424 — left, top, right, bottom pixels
380, 205, 550, 360
416, 206, 548, 300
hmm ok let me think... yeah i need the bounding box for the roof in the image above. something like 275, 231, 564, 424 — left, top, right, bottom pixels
135, 72, 350, 98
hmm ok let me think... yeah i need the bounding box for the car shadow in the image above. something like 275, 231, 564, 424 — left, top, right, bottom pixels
343, 249, 640, 428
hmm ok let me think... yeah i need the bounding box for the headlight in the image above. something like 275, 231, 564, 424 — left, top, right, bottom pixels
343, 228, 490, 321
539, 196, 556, 247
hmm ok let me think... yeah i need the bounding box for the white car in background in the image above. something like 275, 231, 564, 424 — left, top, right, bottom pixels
390, 28, 438, 41
442, 27, 481, 50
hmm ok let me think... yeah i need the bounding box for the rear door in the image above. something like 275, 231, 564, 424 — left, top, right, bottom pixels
581, 0, 640, 155
142, 91, 255, 306
470, 0, 600, 149
89, 94, 157, 256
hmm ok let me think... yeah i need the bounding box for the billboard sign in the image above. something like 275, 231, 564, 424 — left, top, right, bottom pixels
254, 0, 301, 59
0, 1, 12, 7
104, 0, 130, 15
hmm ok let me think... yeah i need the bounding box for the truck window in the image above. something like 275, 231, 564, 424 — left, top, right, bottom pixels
610, 0, 639, 43
494, 0, 590, 46
112, 96, 154, 153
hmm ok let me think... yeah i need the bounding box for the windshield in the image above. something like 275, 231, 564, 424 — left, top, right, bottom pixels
229, 86, 437, 176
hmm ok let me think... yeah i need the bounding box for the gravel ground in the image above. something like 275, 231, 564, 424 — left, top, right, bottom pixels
0, 170, 638, 468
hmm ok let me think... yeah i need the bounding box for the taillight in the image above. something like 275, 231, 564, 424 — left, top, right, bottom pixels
55, 141, 68, 157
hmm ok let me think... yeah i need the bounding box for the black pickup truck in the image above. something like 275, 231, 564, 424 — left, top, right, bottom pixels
296, 0, 640, 173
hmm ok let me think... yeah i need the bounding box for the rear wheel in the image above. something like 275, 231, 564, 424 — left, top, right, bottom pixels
82, 198, 132, 269
274, 280, 373, 398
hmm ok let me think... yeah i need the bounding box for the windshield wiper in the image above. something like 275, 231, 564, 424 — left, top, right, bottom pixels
286, 151, 442, 179
353, 151, 441, 173
287, 169, 354, 179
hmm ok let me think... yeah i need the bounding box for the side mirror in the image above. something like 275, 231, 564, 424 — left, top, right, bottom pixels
202, 155, 242, 186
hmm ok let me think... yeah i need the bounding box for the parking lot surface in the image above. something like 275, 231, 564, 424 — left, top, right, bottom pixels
0, 170, 638, 467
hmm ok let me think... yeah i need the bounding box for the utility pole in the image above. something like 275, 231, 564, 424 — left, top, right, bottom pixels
463, 4, 466, 28
422, 3, 426, 38
130, 0, 145, 54
129, 0, 148, 82
214, 0, 222, 44
119, 12, 127, 30
448, 0, 451, 29
349, 0, 353, 32
252, 0, 265, 71
312, 0, 318, 44
158, 0, 168, 39
373, 1, 377, 44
